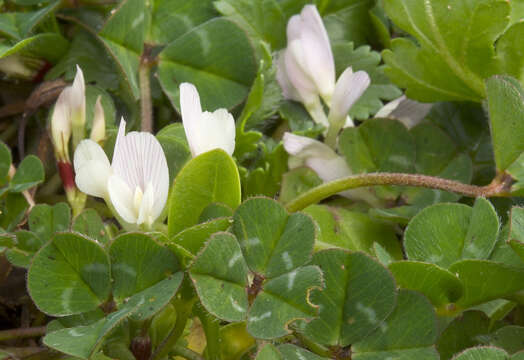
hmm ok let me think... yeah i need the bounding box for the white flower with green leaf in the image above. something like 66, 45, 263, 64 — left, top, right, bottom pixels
179, 82, 236, 157
74, 120, 169, 228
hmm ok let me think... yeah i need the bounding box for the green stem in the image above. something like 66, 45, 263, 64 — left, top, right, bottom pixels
0, 326, 46, 342
139, 44, 154, 133
324, 123, 340, 149
285, 172, 513, 212
292, 329, 331, 358
195, 307, 221, 360
172, 345, 205, 360
151, 296, 196, 360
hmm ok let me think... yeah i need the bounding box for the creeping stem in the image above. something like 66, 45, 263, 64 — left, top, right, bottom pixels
0, 326, 46, 341
285, 172, 513, 212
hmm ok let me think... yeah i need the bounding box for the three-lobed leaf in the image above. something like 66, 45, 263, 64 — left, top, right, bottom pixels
232, 197, 315, 278
28, 233, 111, 316
304, 249, 397, 346
404, 198, 499, 269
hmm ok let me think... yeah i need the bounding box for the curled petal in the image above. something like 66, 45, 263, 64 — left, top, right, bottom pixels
108, 174, 137, 224
70, 65, 86, 126
51, 89, 72, 155
75, 160, 112, 198
74, 139, 110, 173
276, 50, 301, 102
285, 40, 318, 105
90, 96, 106, 143
329, 68, 370, 125
375, 95, 433, 129
286, 14, 302, 43
71, 66, 85, 108
74, 139, 111, 198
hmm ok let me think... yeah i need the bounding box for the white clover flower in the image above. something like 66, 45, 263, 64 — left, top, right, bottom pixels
277, 5, 371, 136
74, 120, 169, 227
179, 82, 236, 157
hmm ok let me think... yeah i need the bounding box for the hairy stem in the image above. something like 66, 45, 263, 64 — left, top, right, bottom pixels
139, 44, 154, 133
0, 326, 46, 341
285, 172, 513, 212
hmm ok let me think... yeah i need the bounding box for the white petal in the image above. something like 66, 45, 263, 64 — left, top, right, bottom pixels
51, 88, 72, 149
137, 181, 156, 225
286, 15, 302, 43
74, 139, 110, 174
376, 95, 433, 129
283, 132, 338, 161
282, 133, 351, 180
90, 96, 105, 143
285, 40, 318, 105
299, 5, 335, 99
75, 160, 112, 198
71, 65, 86, 110
307, 156, 351, 183
108, 175, 137, 224
276, 50, 302, 102
70, 65, 86, 127
329, 69, 370, 123
191, 109, 236, 156
180, 83, 203, 157
375, 95, 405, 118
112, 118, 127, 164
73, 140, 111, 198
111, 129, 169, 212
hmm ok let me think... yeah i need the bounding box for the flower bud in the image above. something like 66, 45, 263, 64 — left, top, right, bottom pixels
51, 88, 73, 161
90, 96, 106, 143
277, 5, 336, 106
70, 65, 86, 148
